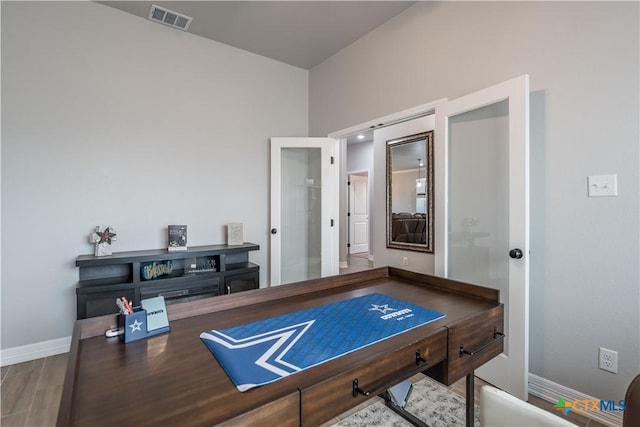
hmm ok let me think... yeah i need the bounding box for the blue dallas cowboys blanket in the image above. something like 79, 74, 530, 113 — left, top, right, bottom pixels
200, 293, 445, 392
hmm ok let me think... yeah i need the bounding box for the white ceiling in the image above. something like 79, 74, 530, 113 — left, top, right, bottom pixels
97, 1, 416, 70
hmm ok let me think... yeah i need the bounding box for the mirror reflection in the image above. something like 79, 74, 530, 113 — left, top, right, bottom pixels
386, 131, 434, 253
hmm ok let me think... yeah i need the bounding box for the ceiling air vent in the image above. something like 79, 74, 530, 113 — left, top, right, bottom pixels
148, 4, 192, 31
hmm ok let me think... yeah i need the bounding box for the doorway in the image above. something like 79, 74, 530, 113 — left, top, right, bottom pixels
331, 103, 443, 272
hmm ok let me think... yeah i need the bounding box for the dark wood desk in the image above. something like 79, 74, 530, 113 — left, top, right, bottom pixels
58, 267, 503, 427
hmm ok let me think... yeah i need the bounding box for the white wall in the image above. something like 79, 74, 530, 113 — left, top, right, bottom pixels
310, 1, 639, 401
346, 140, 373, 173
1, 2, 308, 351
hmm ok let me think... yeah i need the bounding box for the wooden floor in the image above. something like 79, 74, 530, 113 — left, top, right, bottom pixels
1, 353, 68, 427
339, 252, 373, 274
1, 256, 607, 427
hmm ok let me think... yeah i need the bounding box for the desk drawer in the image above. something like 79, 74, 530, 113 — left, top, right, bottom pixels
300, 329, 447, 427
445, 304, 504, 385
218, 392, 299, 427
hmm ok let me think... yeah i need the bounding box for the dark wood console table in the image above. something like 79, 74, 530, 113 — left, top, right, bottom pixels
75, 243, 259, 319
60, 267, 503, 426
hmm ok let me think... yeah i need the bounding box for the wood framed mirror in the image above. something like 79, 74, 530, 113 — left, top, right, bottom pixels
386, 131, 434, 253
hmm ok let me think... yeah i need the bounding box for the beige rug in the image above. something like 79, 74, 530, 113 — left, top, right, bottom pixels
331, 376, 480, 427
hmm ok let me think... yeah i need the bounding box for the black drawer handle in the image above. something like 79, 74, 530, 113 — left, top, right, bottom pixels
352, 350, 428, 397
459, 327, 505, 358
352, 378, 371, 397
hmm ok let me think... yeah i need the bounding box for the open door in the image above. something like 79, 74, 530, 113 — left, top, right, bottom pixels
435, 75, 530, 399
270, 138, 339, 286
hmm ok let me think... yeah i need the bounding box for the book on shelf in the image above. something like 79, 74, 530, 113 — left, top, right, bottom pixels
168, 225, 188, 251
228, 223, 243, 246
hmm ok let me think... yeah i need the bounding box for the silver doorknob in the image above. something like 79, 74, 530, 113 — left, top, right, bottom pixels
509, 248, 523, 259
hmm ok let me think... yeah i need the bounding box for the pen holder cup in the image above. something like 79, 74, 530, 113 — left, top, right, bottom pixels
119, 307, 170, 343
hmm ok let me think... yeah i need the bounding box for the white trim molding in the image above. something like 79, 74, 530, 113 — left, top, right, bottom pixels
328, 98, 446, 140
529, 373, 623, 427
1, 336, 71, 367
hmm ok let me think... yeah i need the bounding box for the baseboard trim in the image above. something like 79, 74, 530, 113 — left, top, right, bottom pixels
339, 261, 348, 268
368, 255, 374, 262
1, 337, 71, 367
529, 373, 623, 427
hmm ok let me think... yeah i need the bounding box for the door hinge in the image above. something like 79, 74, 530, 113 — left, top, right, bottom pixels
330, 156, 334, 165
347, 181, 351, 186
347, 212, 351, 217
330, 219, 334, 227
347, 243, 351, 248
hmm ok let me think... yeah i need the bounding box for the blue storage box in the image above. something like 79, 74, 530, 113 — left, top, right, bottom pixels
119, 307, 170, 343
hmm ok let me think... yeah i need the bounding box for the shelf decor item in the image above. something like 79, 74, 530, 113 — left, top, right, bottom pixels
89, 225, 117, 257
185, 256, 217, 274
168, 225, 187, 251
228, 223, 243, 246
141, 260, 174, 281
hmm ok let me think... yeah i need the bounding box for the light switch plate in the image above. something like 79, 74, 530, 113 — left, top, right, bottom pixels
588, 174, 617, 197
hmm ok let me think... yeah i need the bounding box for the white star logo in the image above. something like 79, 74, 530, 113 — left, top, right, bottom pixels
129, 319, 143, 333
369, 304, 396, 314
200, 320, 316, 386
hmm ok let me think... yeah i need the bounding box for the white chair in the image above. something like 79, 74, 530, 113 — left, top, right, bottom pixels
480, 385, 575, 426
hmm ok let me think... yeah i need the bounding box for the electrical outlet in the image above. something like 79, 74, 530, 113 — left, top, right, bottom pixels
598, 347, 618, 374
588, 174, 617, 197
402, 257, 409, 266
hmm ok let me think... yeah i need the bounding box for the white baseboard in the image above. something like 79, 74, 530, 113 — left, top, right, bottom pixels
1, 336, 71, 367
340, 254, 373, 268
528, 373, 623, 427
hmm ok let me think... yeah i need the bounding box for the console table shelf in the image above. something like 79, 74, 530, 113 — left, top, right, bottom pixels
76, 243, 259, 319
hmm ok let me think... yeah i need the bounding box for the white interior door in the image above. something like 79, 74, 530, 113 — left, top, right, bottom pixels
270, 138, 338, 286
348, 174, 369, 254
435, 75, 530, 400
